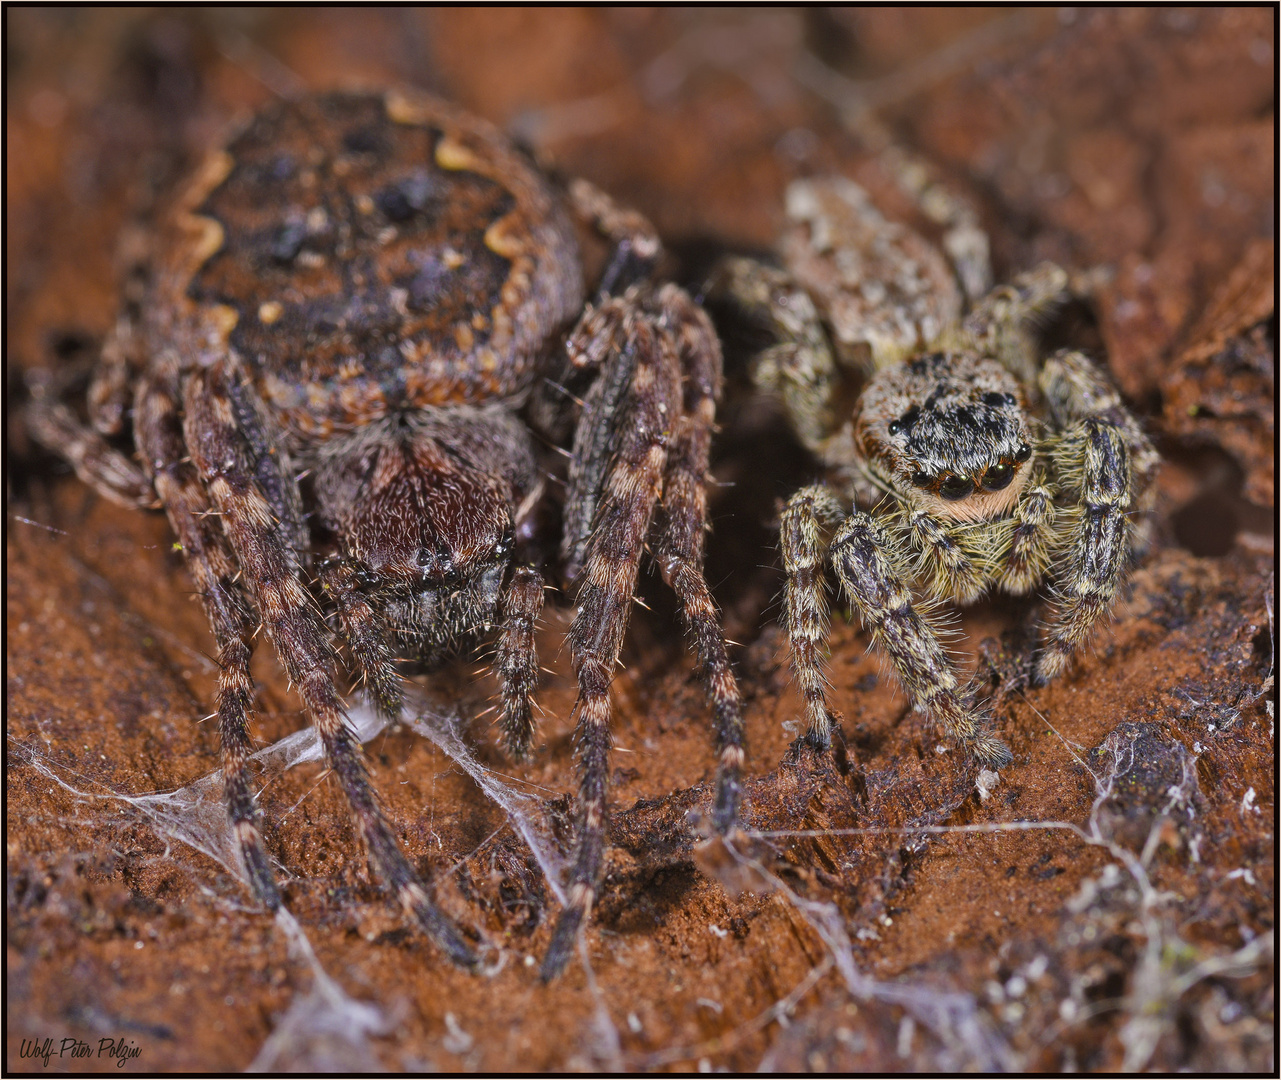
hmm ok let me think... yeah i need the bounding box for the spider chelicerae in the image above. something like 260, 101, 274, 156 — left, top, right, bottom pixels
710, 172, 1158, 767
25, 89, 745, 980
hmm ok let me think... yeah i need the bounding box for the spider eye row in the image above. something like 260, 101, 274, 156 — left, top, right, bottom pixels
910, 443, 1030, 500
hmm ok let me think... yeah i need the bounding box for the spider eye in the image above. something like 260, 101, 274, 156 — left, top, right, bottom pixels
982, 463, 1014, 491
417, 542, 456, 581
1014, 443, 1032, 463
911, 470, 932, 489
889, 405, 920, 437
938, 474, 973, 500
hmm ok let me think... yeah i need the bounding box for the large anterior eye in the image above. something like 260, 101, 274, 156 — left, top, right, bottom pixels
982, 463, 1014, 491
938, 474, 973, 500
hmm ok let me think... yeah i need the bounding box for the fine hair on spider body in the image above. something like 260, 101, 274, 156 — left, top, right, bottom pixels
708, 172, 1158, 769
26, 88, 747, 981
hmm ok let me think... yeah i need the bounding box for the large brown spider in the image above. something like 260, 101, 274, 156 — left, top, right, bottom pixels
709, 174, 1158, 767
26, 89, 745, 981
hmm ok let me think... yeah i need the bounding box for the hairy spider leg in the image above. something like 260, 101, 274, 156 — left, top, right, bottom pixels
495, 565, 545, 759
703, 257, 840, 458
133, 366, 281, 910
648, 286, 746, 834
552, 179, 668, 579
999, 476, 1059, 595
828, 511, 1012, 768
1039, 348, 1161, 495
1034, 349, 1155, 684
558, 297, 640, 584
542, 296, 681, 980
181, 357, 479, 968
566, 176, 661, 298
87, 315, 142, 437
318, 556, 403, 719
901, 506, 987, 603
779, 484, 847, 748
1036, 419, 1131, 682
26, 351, 283, 910
958, 262, 1073, 383
25, 393, 155, 508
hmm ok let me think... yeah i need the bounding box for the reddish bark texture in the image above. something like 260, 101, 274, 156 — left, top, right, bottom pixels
8, 8, 1273, 1072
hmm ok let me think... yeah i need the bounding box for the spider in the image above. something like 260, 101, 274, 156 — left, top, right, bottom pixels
708, 174, 1158, 767
25, 89, 745, 981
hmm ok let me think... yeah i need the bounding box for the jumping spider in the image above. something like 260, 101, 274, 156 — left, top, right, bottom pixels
710, 173, 1157, 766
26, 89, 745, 980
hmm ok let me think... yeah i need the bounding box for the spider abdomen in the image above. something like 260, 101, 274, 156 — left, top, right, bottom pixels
162, 90, 584, 440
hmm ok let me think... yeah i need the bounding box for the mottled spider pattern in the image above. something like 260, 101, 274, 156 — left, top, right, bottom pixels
26, 89, 745, 981
710, 174, 1157, 767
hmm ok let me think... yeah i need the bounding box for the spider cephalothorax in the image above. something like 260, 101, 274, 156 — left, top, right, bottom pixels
710, 174, 1157, 768
313, 408, 535, 686
27, 89, 745, 981
854, 351, 1036, 523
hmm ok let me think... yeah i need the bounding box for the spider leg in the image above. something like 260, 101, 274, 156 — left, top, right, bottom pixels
132, 367, 278, 908
779, 484, 846, 749
901, 507, 987, 603
1034, 349, 1155, 683
318, 556, 402, 719
1000, 475, 1059, 595
1034, 418, 1131, 683
530, 183, 664, 452
873, 138, 993, 305
566, 177, 660, 297
86, 316, 141, 437
181, 358, 478, 968
703, 256, 840, 458
528, 180, 655, 452
25, 395, 155, 509
495, 565, 544, 760
829, 511, 1012, 767
1039, 348, 1160, 499
649, 286, 745, 834
542, 298, 680, 982
558, 293, 640, 583
959, 262, 1073, 383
